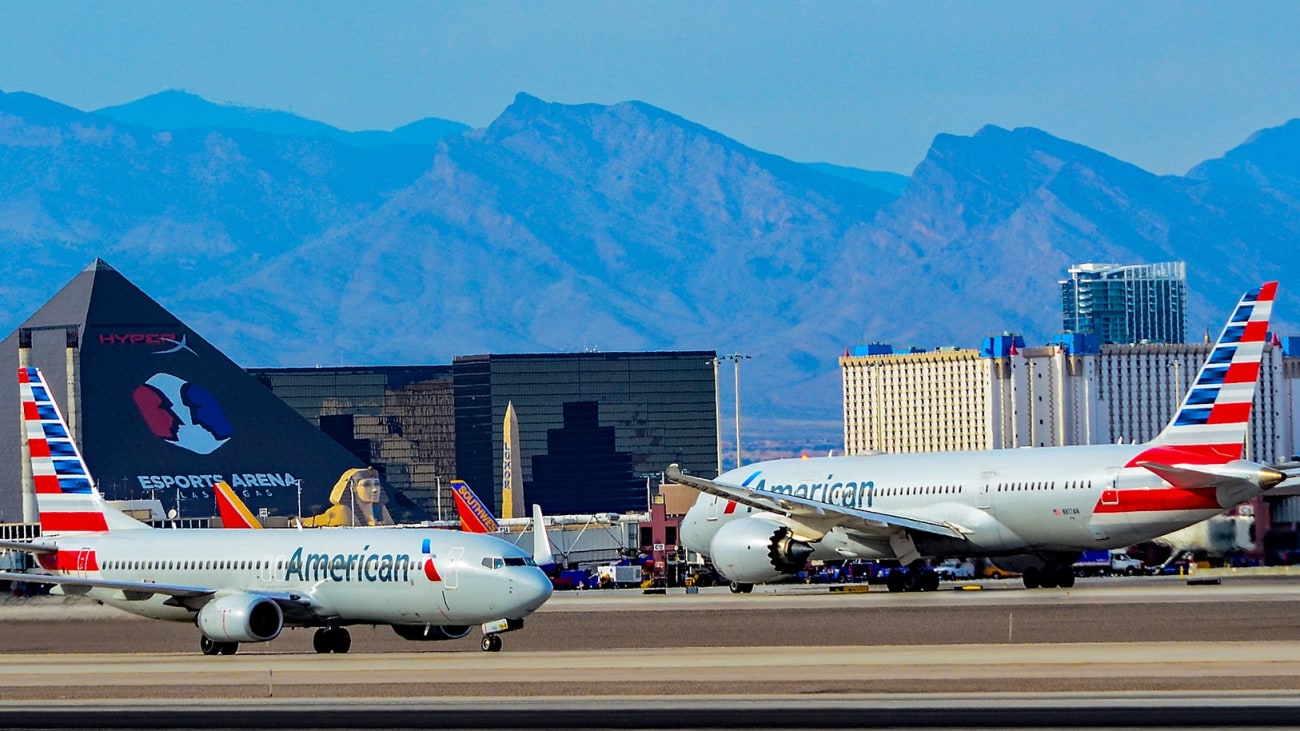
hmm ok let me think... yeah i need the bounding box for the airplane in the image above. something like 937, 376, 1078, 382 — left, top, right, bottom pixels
0, 367, 554, 655
671, 282, 1288, 593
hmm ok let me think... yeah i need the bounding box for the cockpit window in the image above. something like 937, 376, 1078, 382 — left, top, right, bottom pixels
504, 557, 536, 567
481, 557, 506, 570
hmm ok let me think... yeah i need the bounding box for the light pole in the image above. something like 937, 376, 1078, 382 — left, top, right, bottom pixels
708, 356, 723, 475
295, 479, 303, 520
724, 353, 751, 467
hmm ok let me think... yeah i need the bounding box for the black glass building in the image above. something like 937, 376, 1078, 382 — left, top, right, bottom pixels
248, 366, 455, 522
453, 351, 718, 515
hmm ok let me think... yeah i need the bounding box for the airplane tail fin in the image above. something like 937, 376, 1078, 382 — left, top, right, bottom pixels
215, 481, 263, 529
450, 479, 499, 533
1145, 282, 1277, 464
19, 367, 147, 534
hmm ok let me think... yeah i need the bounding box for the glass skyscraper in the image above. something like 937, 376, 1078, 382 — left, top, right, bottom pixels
1060, 262, 1187, 344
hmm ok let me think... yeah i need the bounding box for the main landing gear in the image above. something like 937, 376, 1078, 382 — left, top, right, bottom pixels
1021, 564, 1076, 590
313, 626, 352, 654
200, 636, 238, 656
481, 634, 503, 652
886, 565, 940, 593
728, 581, 754, 594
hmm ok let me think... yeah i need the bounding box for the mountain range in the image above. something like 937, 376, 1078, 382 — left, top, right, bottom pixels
1, 88, 1297, 453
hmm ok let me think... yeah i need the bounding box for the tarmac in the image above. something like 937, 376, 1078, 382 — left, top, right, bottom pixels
0, 576, 1297, 727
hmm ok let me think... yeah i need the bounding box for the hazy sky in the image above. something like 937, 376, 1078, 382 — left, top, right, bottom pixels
1, 2, 1297, 175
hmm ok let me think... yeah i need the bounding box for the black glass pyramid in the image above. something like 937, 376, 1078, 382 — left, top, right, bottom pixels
0, 260, 369, 521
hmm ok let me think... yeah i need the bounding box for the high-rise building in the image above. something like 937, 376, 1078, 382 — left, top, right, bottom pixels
1060, 262, 1187, 344
841, 336, 1291, 464
453, 351, 718, 515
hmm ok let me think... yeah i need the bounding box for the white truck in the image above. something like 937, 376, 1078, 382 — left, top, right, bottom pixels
1074, 550, 1147, 577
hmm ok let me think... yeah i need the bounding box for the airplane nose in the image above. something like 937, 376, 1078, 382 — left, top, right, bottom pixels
513, 568, 553, 615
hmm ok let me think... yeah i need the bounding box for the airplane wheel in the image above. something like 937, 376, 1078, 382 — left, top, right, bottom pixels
729, 582, 754, 594
1022, 567, 1040, 589
314, 627, 351, 654
481, 634, 503, 652
1057, 568, 1076, 588
923, 571, 940, 592
200, 636, 220, 656
219, 642, 238, 656
886, 571, 905, 593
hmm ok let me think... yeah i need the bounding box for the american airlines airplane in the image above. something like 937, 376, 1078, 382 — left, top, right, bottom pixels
671, 282, 1287, 593
0, 367, 554, 655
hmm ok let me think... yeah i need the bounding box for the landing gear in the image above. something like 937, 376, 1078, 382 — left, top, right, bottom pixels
200, 636, 238, 656
728, 581, 754, 594
481, 634, 503, 652
313, 626, 352, 654
886, 566, 940, 592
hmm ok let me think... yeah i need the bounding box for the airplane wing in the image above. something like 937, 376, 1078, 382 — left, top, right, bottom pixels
0, 571, 324, 621
664, 464, 968, 540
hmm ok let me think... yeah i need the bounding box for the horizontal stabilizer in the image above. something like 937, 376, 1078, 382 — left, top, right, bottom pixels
1138, 460, 1286, 492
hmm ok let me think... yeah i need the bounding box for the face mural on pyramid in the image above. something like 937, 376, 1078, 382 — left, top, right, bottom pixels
132, 373, 233, 455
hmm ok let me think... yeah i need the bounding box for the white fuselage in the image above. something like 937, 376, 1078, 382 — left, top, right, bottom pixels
682, 443, 1248, 563
38, 527, 552, 626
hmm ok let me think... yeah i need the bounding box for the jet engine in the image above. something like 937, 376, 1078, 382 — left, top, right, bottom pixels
709, 517, 815, 584
196, 593, 283, 643
391, 624, 473, 641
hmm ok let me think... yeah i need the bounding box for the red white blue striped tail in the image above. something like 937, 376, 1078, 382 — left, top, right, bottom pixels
1145, 282, 1277, 463
19, 367, 146, 534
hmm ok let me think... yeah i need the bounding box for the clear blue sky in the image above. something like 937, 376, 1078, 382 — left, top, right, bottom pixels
1, 1, 1297, 176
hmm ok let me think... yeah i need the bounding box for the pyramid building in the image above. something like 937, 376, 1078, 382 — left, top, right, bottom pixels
0, 260, 375, 522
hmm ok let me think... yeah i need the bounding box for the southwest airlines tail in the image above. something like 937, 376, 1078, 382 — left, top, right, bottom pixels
19, 367, 146, 534
450, 479, 499, 533
1146, 282, 1277, 462
215, 481, 263, 529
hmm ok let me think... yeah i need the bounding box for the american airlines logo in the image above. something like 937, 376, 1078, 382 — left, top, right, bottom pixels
283, 546, 416, 584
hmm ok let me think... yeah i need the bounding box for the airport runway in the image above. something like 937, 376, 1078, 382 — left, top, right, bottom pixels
0, 576, 1299, 728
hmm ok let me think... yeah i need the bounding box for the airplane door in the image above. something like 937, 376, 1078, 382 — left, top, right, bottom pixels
705, 496, 721, 521
977, 471, 995, 510
445, 547, 463, 590
75, 548, 92, 578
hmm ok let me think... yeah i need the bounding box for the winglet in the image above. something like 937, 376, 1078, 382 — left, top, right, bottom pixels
531, 504, 554, 569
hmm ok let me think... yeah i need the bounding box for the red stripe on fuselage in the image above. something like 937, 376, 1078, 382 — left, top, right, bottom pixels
52, 550, 99, 572
1094, 487, 1221, 514
40, 512, 108, 533
723, 501, 737, 515
1124, 444, 1242, 468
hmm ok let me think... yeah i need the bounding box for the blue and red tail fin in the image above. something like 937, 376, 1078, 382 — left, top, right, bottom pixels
215, 481, 263, 529
1143, 282, 1277, 464
19, 367, 146, 533
450, 479, 499, 533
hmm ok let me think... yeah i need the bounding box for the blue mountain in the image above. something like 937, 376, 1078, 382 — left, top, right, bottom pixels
1, 89, 1298, 451
94, 90, 469, 146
